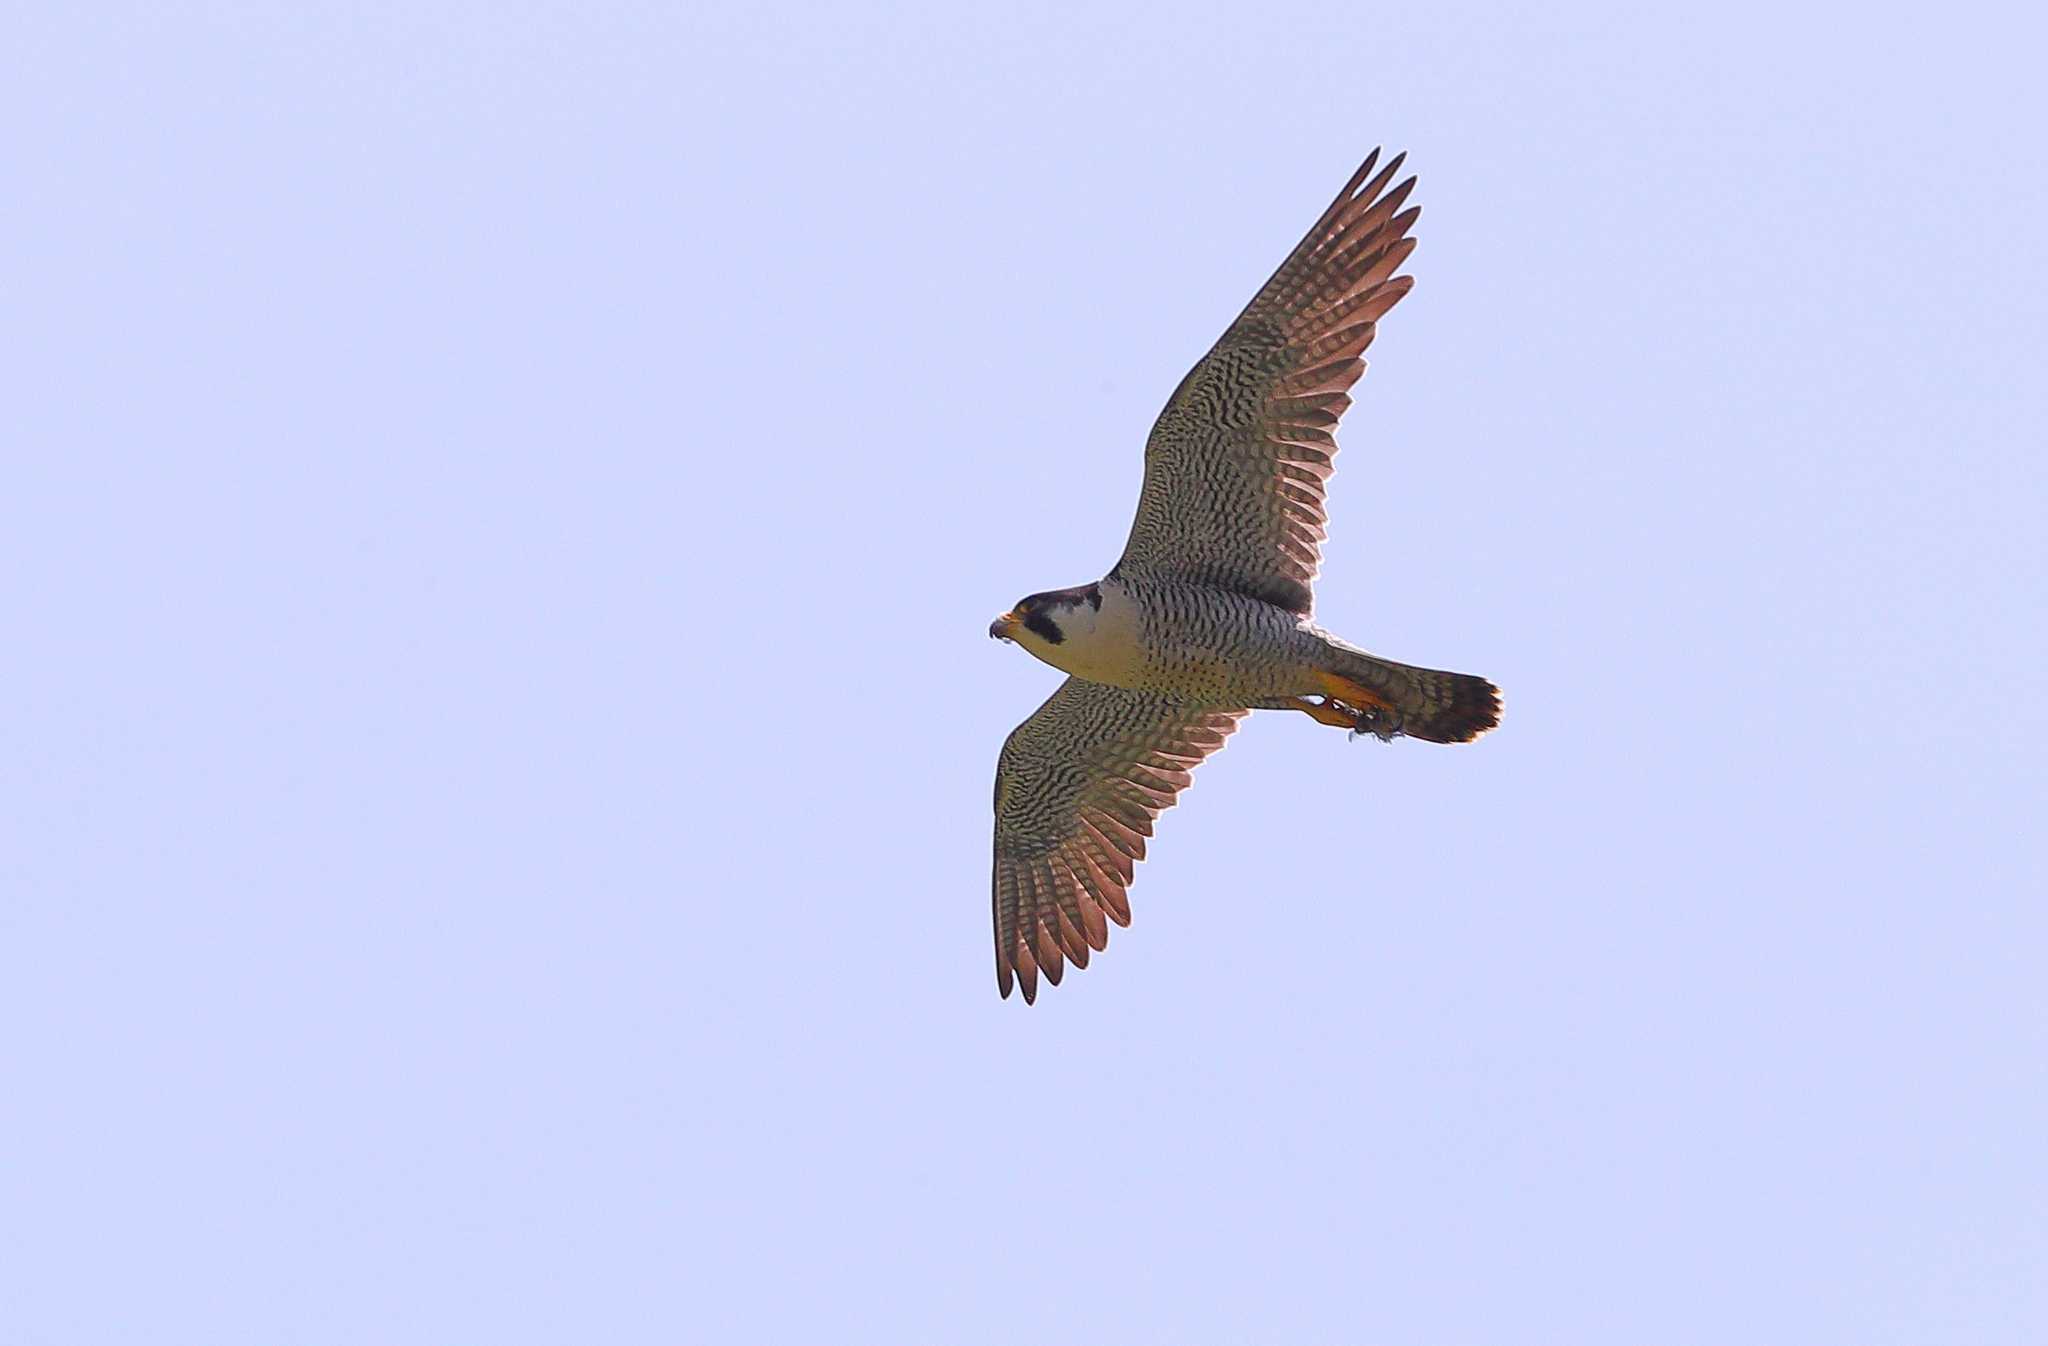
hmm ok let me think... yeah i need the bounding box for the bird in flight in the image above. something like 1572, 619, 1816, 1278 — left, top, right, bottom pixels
987, 149, 1500, 1003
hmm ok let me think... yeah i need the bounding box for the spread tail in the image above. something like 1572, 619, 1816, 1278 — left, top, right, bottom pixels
1314, 646, 1501, 744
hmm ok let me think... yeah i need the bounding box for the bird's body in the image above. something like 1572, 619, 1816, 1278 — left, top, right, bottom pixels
1008, 575, 1321, 702
987, 150, 1501, 1003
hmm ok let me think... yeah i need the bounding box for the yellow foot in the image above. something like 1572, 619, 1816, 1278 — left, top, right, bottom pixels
1292, 695, 1360, 729
1311, 669, 1397, 714
1307, 670, 1406, 741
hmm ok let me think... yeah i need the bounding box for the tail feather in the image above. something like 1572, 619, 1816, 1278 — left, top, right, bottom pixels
1394, 664, 1502, 743
1318, 646, 1501, 744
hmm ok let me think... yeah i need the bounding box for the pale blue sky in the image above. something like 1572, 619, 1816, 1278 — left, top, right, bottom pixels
6, 4, 2045, 1343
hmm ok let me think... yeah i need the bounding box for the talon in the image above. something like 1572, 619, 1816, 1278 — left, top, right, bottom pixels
1352, 703, 1402, 743
1314, 669, 1404, 742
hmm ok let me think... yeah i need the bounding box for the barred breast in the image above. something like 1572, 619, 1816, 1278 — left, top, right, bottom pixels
1108, 574, 1322, 703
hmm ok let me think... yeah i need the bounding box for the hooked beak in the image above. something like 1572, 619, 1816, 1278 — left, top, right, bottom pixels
988, 611, 1020, 642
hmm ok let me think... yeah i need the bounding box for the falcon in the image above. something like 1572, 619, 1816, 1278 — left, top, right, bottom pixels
987, 149, 1500, 1003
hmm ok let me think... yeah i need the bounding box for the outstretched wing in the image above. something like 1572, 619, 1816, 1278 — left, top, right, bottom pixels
1115, 150, 1420, 615
992, 678, 1244, 1003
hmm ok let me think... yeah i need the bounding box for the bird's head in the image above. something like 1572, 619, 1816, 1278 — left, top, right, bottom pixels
988, 583, 1103, 653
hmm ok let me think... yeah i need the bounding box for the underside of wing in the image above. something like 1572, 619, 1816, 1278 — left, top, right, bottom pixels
991, 678, 1244, 1003
1117, 150, 1421, 614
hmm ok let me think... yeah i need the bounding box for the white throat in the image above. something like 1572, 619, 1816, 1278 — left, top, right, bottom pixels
1021, 580, 1140, 685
